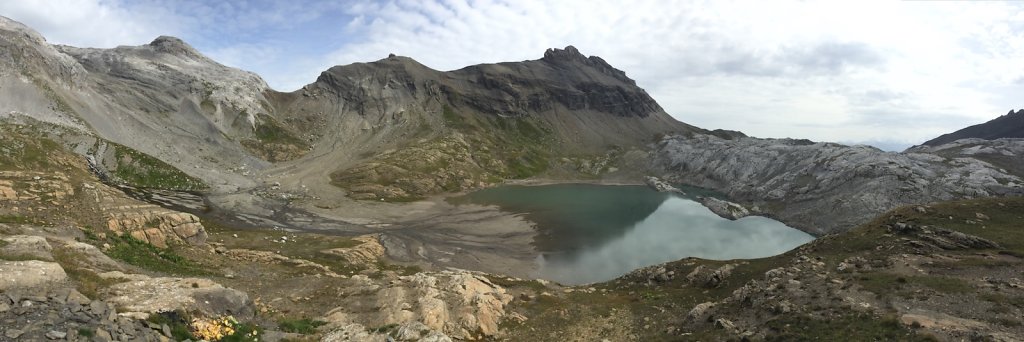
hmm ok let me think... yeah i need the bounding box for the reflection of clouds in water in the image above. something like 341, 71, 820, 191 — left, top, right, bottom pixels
538, 197, 814, 285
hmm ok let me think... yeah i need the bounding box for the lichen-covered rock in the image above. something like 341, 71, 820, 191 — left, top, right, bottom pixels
0, 235, 53, 261
99, 271, 252, 319
320, 234, 386, 266
0, 260, 67, 292
104, 210, 206, 247
323, 269, 513, 340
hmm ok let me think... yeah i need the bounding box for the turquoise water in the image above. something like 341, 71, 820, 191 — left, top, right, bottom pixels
452, 184, 814, 285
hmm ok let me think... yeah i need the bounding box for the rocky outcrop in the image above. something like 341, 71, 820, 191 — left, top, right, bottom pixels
0, 289, 171, 341
0, 260, 67, 292
0, 235, 54, 261
320, 234, 386, 266
886, 222, 1000, 251
100, 271, 252, 320
653, 134, 1024, 234
0, 166, 208, 249
644, 176, 684, 194
103, 209, 206, 248
82, 182, 208, 247
0, 171, 74, 202
322, 322, 454, 342
698, 197, 752, 220
323, 269, 513, 340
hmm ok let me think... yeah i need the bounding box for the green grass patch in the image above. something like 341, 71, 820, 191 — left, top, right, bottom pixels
0, 214, 31, 224
205, 221, 366, 275
278, 318, 327, 334
77, 328, 94, 338
81, 228, 101, 241
110, 143, 206, 191
764, 313, 937, 341
375, 261, 423, 276
980, 293, 1024, 308
489, 277, 549, 293
442, 105, 474, 131
105, 234, 208, 275
147, 311, 196, 341
240, 114, 310, 162
253, 116, 303, 145
856, 272, 971, 296
931, 257, 1018, 269
897, 197, 1024, 255
219, 322, 262, 342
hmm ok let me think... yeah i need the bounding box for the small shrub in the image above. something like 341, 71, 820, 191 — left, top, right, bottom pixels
147, 311, 196, 341
77, 328, 94, 338
368, 323, 399, 335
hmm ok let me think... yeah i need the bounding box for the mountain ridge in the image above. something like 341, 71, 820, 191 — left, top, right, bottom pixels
922, 109, 1024, 146
0, 15, 690, 201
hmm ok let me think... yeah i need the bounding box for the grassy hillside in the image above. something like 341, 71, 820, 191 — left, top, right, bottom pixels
329, 105, 625, 201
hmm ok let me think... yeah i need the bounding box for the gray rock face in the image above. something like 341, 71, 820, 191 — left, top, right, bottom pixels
0, 235, 54, 261
652, 134, 1024, 235
0, 260, 67, 292
99, 271, 253, 319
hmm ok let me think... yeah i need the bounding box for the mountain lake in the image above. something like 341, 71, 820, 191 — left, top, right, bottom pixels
450, 183, 815, 285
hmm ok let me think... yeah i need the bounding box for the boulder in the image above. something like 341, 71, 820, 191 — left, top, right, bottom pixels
687, 302, 717, 321
320, 234, 386, 265
323, 270, 512, 340
99, 271, 252, 319
687, 264, 736, 288
0, 260, 67, 291
53, 239, 123, 271
0, 235, 53, 261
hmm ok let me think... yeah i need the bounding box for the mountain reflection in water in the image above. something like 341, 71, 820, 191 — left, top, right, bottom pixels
453, 184, 814, 285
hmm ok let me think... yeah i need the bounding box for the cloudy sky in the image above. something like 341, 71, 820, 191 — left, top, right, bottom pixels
3, 0, 1023, 150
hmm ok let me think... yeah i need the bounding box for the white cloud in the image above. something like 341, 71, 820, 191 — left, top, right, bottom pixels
322, 0, 1024, 146
0, 0, 180, 47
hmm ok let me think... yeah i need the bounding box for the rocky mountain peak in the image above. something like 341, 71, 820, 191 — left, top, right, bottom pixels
541, 45, 636, 86
543, 45, 586, 61
148, 35, 202, 58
